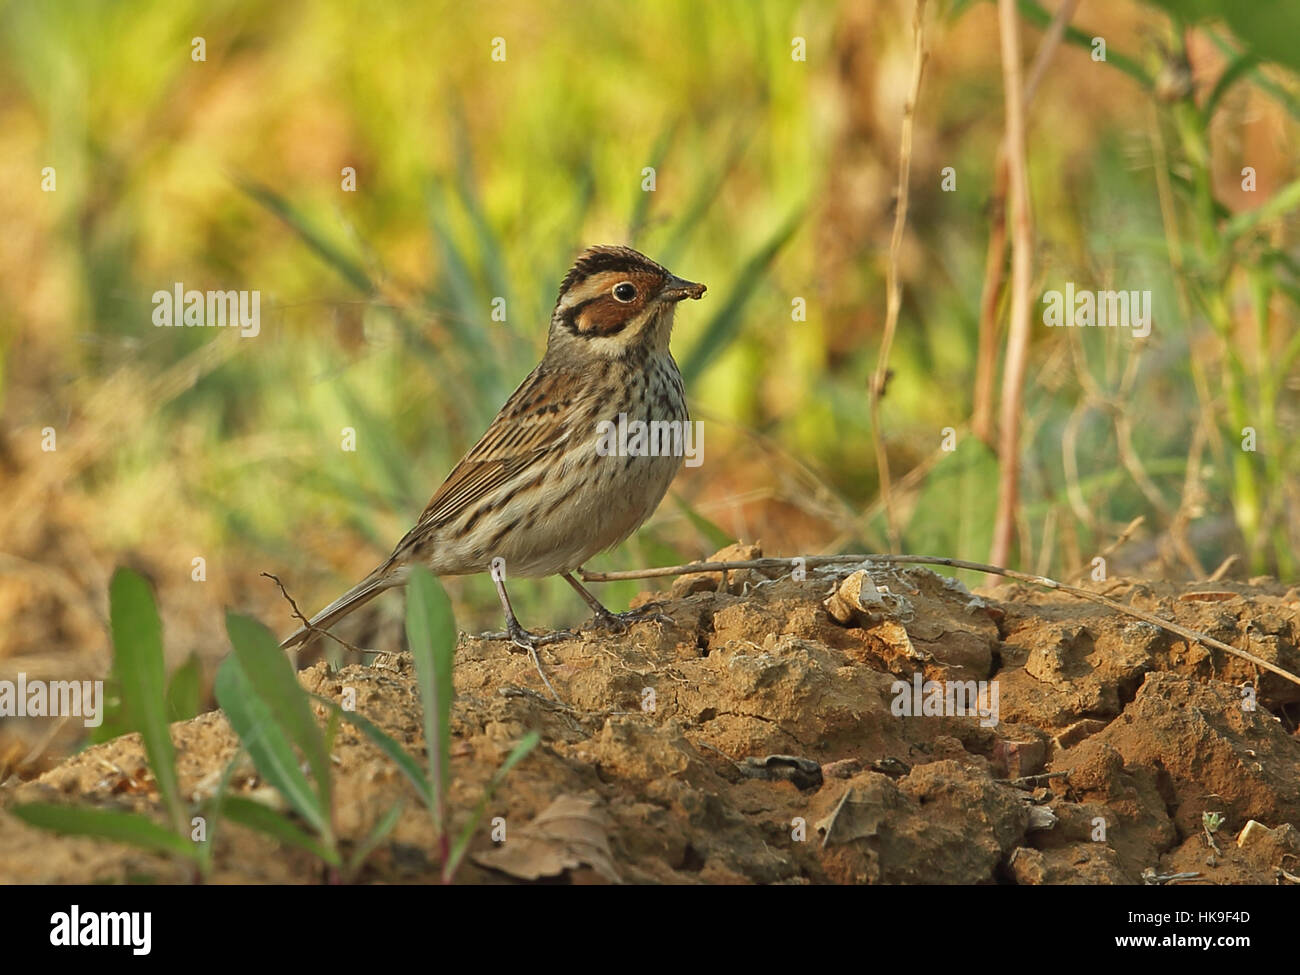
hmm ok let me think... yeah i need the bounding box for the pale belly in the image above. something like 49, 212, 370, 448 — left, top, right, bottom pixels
501, 448, 683, 577
424, 354, 689, 579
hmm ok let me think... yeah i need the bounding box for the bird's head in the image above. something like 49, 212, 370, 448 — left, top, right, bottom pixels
546, 245, 705, 362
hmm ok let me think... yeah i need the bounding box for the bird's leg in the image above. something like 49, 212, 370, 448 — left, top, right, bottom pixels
482, 573, 571, 649
482, 573, 568, 703
491, 572, 531, 646
562, 572, 674, 633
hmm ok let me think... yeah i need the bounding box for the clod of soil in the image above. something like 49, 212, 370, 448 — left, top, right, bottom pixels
3, 550, 1299, 885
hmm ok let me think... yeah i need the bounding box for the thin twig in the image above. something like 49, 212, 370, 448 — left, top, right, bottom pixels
1060, 400, 1099, 531
524, 646, 562, 704
578, 554, 1300, 689
1101, 515, 1146, 561
997, 769, 1071, 788
830, 429, 958, 553
869, 0, 928, 552
1143, 869, 1204, 886
1, 714, 71, 786
1064, 515, 1145, 581
1065, 314, 1204, 578
1207, 554, 1239, 582
1168, 413, 1210, 578
1022, 0, 1080, 105
1114, 413, 1171, 518
263, 572, 364, 657
1035, 505, 1057, 579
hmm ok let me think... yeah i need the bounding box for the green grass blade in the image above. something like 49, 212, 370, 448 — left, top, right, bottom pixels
196, 748, 246, 877
426, 183, 481, 323
1203, 50, 1259, 121
680, 206, 804, 383
1206, 29, 1300, 121
214, 655, 330, 838
109, 568, 183, 832
636, 527, 689, 567
346, 801, 405, 880
1224, 176, 1300, 240
424, 182, 507, 409
658, 127, 751, 267
220, 797, 341, 866
404, 566, 456, 828
11, 802, 195, 860
312, 693, 433, 806
451, 108, 510, 303
225, 612, 332, 813
1016, 0, 1152, 88
1145, 0, 1300, 77
237, 178, 375, 295
671, 493, 736, 550
445, 731, 539, 881
165, 652, 202, 722
628, 122, 676, 244
539, 162, 597, 319
333, 380, 417, 503
87, 679, 127, 745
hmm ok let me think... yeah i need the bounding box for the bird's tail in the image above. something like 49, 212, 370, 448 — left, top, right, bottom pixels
280, 567, 397, 650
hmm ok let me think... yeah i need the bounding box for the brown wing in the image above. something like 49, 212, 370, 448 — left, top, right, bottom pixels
390, 366, 582, 555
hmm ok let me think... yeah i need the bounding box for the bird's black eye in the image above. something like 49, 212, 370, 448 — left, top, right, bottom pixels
612, 282, 637, 302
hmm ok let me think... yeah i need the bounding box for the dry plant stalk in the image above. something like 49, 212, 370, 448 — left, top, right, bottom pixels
973, 0, 1078, 445
869, 0, 928, 552
988, 0, 1036, 580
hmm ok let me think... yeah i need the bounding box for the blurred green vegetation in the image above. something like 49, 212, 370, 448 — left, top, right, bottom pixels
1, 0, 1298, 657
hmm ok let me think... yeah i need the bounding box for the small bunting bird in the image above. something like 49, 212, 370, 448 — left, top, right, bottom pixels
281, 245, 706, 652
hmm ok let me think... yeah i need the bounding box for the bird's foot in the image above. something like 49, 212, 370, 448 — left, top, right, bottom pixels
584, 603, 674, 635
479, 624, 574, 650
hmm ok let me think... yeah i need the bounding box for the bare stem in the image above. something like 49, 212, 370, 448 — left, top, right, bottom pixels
972, 0, 1078, 445
869, 0, 928, 552
989, 0, 1036, 579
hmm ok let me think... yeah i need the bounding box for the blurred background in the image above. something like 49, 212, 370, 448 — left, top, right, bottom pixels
2, 0, 1298, 770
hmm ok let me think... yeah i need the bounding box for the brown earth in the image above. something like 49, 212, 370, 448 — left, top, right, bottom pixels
2, 547, 1300, 884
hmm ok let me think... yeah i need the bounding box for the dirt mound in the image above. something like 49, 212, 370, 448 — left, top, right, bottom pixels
3, 553, 1300, 884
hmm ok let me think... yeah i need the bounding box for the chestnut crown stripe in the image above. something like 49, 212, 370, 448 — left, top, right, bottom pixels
554, 245, 669, 306
553, 245, 672, 338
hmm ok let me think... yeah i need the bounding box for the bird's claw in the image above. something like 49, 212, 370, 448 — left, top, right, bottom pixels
477, 624, 573, 651
585, 605, 674, 634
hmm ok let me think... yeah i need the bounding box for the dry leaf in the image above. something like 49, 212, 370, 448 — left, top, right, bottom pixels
816, 782, 897, 849
472, 795, 621, 883
824, 570, 912, 629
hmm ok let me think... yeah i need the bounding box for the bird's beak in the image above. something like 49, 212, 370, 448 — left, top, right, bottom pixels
660, 275, 707, 302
